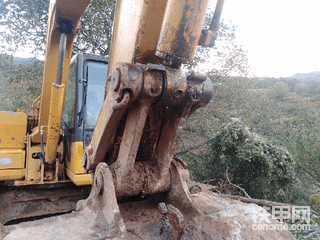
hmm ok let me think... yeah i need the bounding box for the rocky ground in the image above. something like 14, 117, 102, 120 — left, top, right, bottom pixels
1, 181, 295, 240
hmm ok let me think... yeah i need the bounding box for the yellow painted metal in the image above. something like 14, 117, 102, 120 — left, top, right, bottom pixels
32, 0, 90, 143
108, 0, 168, 76
15, 179, 71, 186
0, 169, 25, 181
45, 83, 65, 164
16, 138, 66, 185
156, 0, 209, 64
23, 133, 65, 184
15, 140, 77, 185
66, 142, 85, 174
65, 168, 92, 186
25, 135, 42, 182
26, 149, 41, 182
0, 149, 25, 170
0, 112, 27, 149
64, 141, 92, 186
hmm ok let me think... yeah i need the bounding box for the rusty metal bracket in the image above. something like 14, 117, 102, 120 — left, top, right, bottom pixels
83, 61, 213, 203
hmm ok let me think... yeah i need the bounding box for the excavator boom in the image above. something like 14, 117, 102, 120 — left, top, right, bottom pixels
32, 0, 90, 144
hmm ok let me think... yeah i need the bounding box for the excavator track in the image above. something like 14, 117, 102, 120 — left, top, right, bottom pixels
0, 184, 90, 225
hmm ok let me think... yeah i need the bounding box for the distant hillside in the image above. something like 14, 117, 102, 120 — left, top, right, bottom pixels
286, 71, 320, 82
0, 55, 41, 84
0, 54, 31, 66
258, 71, 320, 82
12, 56, 32, 65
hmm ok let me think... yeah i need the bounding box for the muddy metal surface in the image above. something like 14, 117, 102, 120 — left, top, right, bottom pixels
0, 184, 90, 225
2, 182, 295, 240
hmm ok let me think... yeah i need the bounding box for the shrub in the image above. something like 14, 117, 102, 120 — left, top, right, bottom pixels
204, 119, 295, 200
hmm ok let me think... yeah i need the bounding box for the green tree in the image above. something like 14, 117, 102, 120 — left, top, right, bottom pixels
0, 58, 43, 111
0, 0, 115, 56
268, 81, 289, 100
286, 78, 299, 92
294, 82, 308, 96
186, 19, 250, 78
179, 19, 254, 154
309, 81, 320, 95
254, 77, 279, 89
180, 75, 282, 154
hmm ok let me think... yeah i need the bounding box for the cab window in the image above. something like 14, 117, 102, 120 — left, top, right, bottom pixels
83, 61, 108, 146
62, 59, 77, 130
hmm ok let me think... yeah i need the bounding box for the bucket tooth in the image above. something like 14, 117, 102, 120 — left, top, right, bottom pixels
165, 159, 202, 217
76, 162, 127, 238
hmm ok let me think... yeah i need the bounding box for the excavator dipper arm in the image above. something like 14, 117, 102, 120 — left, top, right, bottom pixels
75, 0, 219, 238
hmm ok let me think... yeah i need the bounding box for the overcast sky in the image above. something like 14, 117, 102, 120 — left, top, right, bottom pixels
220, 0, 320, 77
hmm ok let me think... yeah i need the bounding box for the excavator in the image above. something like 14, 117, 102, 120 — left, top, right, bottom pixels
0, 0, 225, 238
